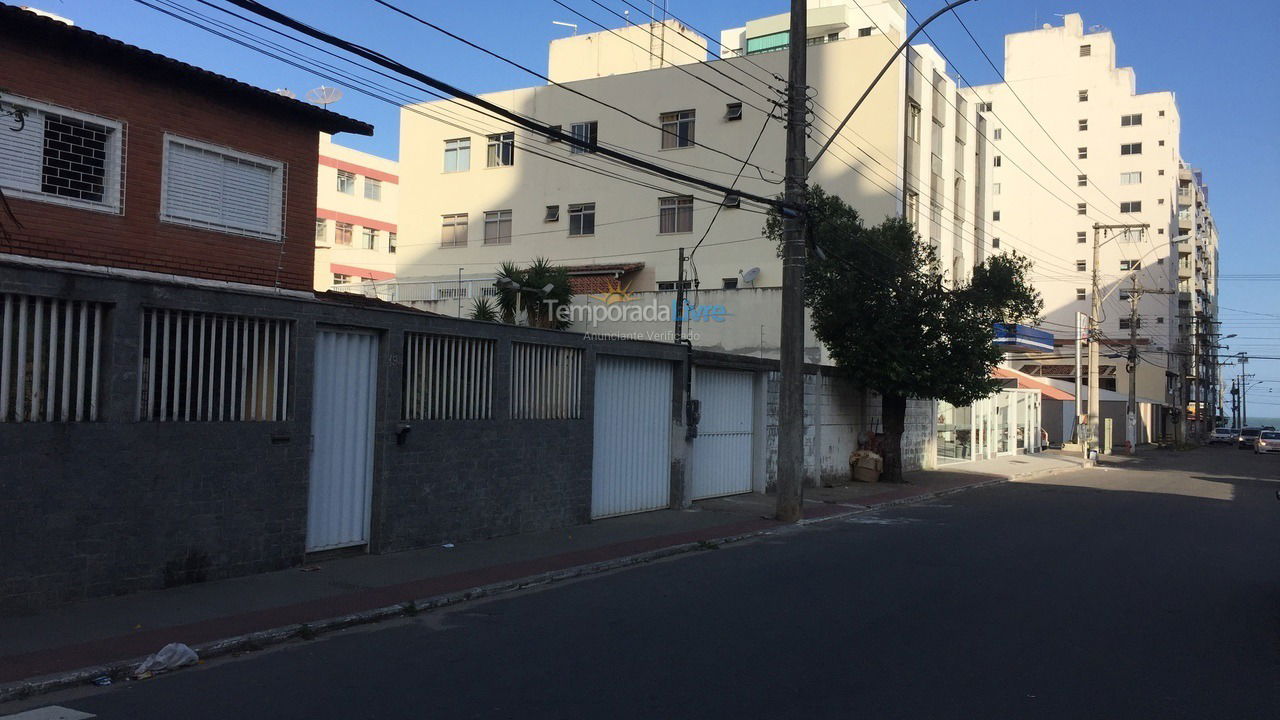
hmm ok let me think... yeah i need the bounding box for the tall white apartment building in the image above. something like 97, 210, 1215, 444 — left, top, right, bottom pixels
967, 14, 1220, 436
392, 0, 992, 348
314, 133, 400, 294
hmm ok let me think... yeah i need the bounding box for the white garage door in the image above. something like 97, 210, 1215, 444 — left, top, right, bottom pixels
592, 355, 672, 518
692, 368, 754, 500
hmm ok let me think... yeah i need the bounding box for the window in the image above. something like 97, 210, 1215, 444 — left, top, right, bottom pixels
979, 102, 993, 112
364, 177, 382, 200
992, 183, 1001, 195
483, 210, 512, 245
1078, 119, 1089, 131
1158, 169, 1165, 176
1120, 171, 1142, 185
441, 213, 468, 247
0, 293, 107, 422
1121, 113, 1143, 127
361, 227, 377, 249
138, 309, 290, 422
486, 132, 515, 167
908, 102, 922, 142
337, 169, 356, 194
1078, 89, 1089, 102
402, 334, 495, 420
332, 273, 349, 285
388, 232, 397, 254
1156, 317, 1164, 324
334, 222, 353, 246
1120, 259, 1141, 271
858, 27, 873, 37
657, 280, 693, 291
992, 210, 1001, 221
315, 218, 326, 243
1118, 289, 1132, 301
1120, 201, 1142, 213
1119, 318, 1142, 330
1077, 231, 1087, 243
1158, 139, 1165, 147
991, 237, 1001, 249
569, 121, 598, 154
509, 343, 582, 419
0, 99, 124, 212
1120, 142, 1142, 155
722, 277, 739, 289
1077, 203, 1087, 215
568, 202, 595, 236
993, 128, 1002, 140
1158, 110, 1166, 117
659, 195, 694, 233
1078, 146, 1088, 159
1076, 260, 1087, 272
745, 30, 789, 55
906, 190, 920, 226
161, 135, 283, 240
723, 192, 741, 208
1077, 288, 1087, 300
1078, 174, 1088, 187
993, 155, 1002, 167
444, 137, 471, 172
1158, 198, 1165, 205
545, 205, 560, 222
724, 103, 743, 121
1080, 44, 1092, 57
660, 110, 695, 149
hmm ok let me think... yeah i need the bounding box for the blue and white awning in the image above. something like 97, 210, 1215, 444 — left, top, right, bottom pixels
993, 323, 1055, 353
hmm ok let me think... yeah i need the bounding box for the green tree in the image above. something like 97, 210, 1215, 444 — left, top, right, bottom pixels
492, 257, 574, 329
767, 186, 1042, 482
468, 297, 500, 322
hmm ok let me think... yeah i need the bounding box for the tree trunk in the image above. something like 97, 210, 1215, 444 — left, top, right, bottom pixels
881, 391, 907, 483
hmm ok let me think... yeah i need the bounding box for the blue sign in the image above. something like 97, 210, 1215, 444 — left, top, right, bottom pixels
993, 323, 1055, 353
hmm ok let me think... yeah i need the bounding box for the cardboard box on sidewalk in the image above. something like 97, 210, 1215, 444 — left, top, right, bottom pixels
850, 451, 883, 483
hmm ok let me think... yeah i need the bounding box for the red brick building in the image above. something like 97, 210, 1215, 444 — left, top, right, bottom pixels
0, 4, 371, 292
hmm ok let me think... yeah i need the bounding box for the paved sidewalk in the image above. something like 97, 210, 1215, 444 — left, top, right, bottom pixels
0, 452, 1090, 701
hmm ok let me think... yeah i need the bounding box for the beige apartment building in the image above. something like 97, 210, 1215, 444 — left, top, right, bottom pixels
966, 13, 1220, 440
391, 0, 995, 353
314, 133, 399, 294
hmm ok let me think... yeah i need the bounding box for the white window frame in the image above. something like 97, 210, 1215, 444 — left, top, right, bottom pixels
568, 202, 596, 237
361, 226, 377, 249
1120, 171, 1142, 185
569, 121, 598, 154
483, 209, 513, 245
336, 169, 356, 194
660, 110, 696, 150
364, 177, 382, 200
159, 133, 284, 241
658, 195, 694, 234
443, 137, 471, 173
486, 132, 515, 167
0, 94, 124, 214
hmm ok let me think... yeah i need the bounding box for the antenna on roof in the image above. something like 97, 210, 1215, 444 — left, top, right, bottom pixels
273, 88, 297, 99
551, 21, 578, 36
306, 85, 343, 107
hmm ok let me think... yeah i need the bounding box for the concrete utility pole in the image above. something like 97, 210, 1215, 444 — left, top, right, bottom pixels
1089, 223, 1149, 455
1239, 353, 1250, 426
1075, 311, 1087, 454
1124, 276, 1172, 453
775, 0, 807, 523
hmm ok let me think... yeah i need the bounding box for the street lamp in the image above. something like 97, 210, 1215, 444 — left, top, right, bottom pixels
494, 278, 556, 324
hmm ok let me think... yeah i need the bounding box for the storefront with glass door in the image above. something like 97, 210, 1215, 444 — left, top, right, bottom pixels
936, 388, 1043, 465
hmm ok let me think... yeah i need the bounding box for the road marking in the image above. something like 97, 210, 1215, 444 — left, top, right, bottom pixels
0, 708, 95, 720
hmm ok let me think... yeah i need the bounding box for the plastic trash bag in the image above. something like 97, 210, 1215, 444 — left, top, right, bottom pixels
135, 642, 199, 676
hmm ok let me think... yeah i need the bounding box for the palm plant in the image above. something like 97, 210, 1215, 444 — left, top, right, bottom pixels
491, 258, 574, 329
468, 297, 500, 322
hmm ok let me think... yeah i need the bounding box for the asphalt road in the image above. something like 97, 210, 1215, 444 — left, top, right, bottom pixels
13, 447, 1280, 719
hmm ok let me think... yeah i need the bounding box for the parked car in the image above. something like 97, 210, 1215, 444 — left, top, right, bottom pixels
1255, 430, 1280, 454
1210, 427, 1238, 445
1238, 427, 1263, 449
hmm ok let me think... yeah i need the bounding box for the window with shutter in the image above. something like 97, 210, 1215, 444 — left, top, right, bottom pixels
161, 135, 283, 240
0, 95, 122, 212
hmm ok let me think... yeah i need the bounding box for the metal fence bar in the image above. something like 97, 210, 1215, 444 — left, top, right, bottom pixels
0, 295, 11, 421
90, 303, 102, 422
32, 299, 45, 421
15, 296, 28, 423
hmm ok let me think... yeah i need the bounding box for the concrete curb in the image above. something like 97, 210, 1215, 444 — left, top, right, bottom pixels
0, 470, 1043, 704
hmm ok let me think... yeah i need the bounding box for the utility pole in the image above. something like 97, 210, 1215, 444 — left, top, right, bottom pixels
1240, 353, 1250, 426
1075, 311, 1087, 454
775, 0, 807, 523
1124, 276, 1172, 453
1089, 223, 1149, 455
673, 247, 686, 342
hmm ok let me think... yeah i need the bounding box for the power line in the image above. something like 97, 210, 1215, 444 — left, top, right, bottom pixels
363, 0, 783, 181
219, 0, 787, 210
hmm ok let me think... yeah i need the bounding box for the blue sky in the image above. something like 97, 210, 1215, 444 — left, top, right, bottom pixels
37, 0, 1280, 394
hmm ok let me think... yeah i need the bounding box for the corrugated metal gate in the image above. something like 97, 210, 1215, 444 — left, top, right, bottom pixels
591, 355, 672, 519
691, 368, 754, 499
306, 328, 378, 552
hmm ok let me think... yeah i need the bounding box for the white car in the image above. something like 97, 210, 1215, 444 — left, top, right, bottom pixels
1254, 430, 1280, 454
1210, 427, 1237, 445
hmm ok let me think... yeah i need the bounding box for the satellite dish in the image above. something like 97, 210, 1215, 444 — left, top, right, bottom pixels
306, 86, 343, 107
273, 88, 297, 99
740, 267, 760, 286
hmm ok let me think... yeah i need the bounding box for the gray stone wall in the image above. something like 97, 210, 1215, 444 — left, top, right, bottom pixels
0, 263, 683, 611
